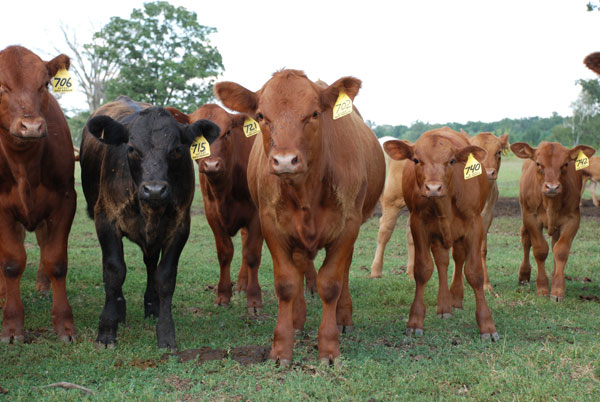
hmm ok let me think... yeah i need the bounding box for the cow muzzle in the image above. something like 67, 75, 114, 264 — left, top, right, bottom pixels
424, 182, 445, 197
139, 181, 170, 205
543, 182, 561, 197
485, 168, 497, 180
11, 116, 47, 140
199, 158, 223, 174
269, 152, 305, 176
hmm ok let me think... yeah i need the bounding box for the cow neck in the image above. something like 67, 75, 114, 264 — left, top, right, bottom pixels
0, 132, 45, 220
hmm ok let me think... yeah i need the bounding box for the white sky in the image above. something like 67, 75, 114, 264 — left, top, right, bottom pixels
2, 0, 599, 126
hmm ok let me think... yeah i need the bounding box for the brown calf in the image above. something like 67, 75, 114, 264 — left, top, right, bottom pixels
0, 46, 76, 343
215, 70, 385, 365
511, 141, 595, 301
580, 156, 600, 207
384, 127, 498, 340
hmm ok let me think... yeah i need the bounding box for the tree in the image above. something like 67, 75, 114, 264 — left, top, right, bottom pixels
96, 1, 223, 110
59, 24, 120, 112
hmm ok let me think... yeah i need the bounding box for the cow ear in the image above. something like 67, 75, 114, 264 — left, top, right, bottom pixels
320, 76, 362, 110
182, 119, 220, 146
233, 113, 248, 129
500, 133, 509, 150
569, 145, 596, 160
165, 107, 190, 124
383, 140, 414, 161
456, 145, 487, 164
46, 54, 70, 78
87, 115, 129, 145
510, 142, 535, 160
214, 82, 258, 115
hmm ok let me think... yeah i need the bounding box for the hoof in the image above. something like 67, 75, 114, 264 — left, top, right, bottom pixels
1, 335, 25, 344
437, 313, 452, 319
483, 284, 494, 292
337, 325, 354, 334
96, 341, 116, 349
58, 334, 75, 343
405, 328, 423, 337
214, 301, 230, 307
481, 332, 500, 342
247, 306, 262, 316
549, 295, 563, 302
319, 356, 342, 367
278, 358, 292, 368
369, 273, 382, 279
518, 280, 529, 286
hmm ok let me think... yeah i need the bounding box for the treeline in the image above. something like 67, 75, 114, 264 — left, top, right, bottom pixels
372, 111, 600, 148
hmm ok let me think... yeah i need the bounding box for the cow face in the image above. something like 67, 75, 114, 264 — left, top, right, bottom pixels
86, 108, 219, 207
470, 133, 509, 180
189, 104, 247, 177
385, 135, 487, 198
215, 70, 361, 179
511, 141, 596, 197
0, 46, 70, 143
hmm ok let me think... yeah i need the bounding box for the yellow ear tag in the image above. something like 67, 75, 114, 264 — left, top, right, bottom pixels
51, 68, 74, 93
502, 147, 510, 156
190, 136, 210, 160
243, 117, 261, 137
575, 150, 589, 170
333, 91, 352, 120
464, 153, 482, 180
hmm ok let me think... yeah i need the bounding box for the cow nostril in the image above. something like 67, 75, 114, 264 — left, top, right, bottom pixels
273, 158, 279, 166
291, 156, 298, 165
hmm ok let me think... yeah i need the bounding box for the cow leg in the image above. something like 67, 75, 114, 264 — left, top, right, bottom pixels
290, 250, 310, 332
370, 202, 401, 278
96, 219, 127, 347
462, 236, 498, 341
592, 181, 599, 207
518, 225, 533, 284
0, 270, 5, 307
34, 262, 50, 292
143, 251, 160, 319
450, 242, 466, 309
214, 231, 234, 306
523, 216, 549, 296
336, 249, 354, 333
550, 221, 579, 301
0, 221, 26, 343
406, 216, 433, 336
235, 228, 249, 293
35, 214, 76, 343
240, 219, 263, 315
304, 260, 318, 296
406, 218, 415, 281
432, 243, 452, 319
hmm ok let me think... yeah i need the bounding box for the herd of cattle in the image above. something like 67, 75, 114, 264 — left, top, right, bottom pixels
1, 45, 599, 366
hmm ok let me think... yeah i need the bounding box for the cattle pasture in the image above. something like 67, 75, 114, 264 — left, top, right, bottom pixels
1, 161, 600, 400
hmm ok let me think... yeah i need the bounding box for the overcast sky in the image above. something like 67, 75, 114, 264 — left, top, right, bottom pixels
2, 0, 599, 126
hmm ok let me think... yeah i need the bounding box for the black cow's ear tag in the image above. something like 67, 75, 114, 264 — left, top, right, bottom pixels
190, 135, 210, 160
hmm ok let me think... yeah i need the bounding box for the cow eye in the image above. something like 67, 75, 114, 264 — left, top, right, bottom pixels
563, 162, 569, 168
536, 162, 540, 167
169, 146, 183, 159
127, 145, 139, 158
449, 159, 455, 165
256, 113, 264, 121
312, 111, 319, 119
224, 129, 231, 137
413, 158, 419, 164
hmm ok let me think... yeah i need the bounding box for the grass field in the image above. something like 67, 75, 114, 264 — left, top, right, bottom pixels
1, 160, 600, 401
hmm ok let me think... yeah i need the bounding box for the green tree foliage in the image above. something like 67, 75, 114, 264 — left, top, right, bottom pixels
96, 1, 223, 110
66, 110, 91, 146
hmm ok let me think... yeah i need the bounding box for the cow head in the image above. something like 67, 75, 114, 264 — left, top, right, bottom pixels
214, 70, 361, 179
511, 141, 596, 197
0, 46, 70, 144
169, 104, 248, 178
384, 131, 487, 198
86, 107, 219, 208
470, 132, 509, 180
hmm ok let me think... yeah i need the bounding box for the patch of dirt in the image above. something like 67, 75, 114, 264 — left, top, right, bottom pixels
373, 197, 600, 219
165, 376, 194, 392
578, 295, 600, 303
24, 328, 50, 344
161, 345, 269, 365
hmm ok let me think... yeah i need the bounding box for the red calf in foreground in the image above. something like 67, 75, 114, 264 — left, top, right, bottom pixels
511, 141, 595, 301
215, 70, 385, 365
384, 127, 498, 340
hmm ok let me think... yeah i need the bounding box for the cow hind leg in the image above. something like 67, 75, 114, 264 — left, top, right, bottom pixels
241, 221, 264, 315
450, 242, 466, 309
34, 262, 50, 292
143, 252, 160, 319
370, 203, 401, 278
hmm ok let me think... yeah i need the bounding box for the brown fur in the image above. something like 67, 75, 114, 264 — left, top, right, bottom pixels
384, 127, 498, 339
0, 46, 76, 342
511, 141, 595, 301
580, 156, 600, 206
215, 70, 385, 364
584, 52, 600, 74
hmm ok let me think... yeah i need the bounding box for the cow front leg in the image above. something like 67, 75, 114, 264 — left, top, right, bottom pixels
432, 243, 452, 318
407, 217, 433, 335
96, 220, 127, 347
0, 221, 26, 343
213, 231, 234, 306
550, 220, 579, 301
336, 250, 354, 333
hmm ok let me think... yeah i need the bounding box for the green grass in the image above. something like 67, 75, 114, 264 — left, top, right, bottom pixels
1, 165, 600, 401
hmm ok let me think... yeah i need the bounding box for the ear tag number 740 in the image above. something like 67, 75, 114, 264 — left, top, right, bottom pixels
464, 153, 482, 180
